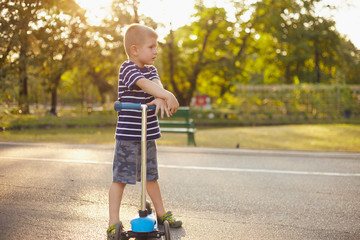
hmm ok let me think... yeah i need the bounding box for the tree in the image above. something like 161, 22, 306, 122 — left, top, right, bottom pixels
161, 5, 234, 105
0, 1, 17, 107
337, 40, 360, 84
33, 0, 87, 115
0, 0, 46, 113
1, 0, 359, 112
250, 0, 354, 84
0, 0, 87, 114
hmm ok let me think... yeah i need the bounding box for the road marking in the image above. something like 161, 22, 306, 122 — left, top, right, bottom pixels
1, 156, 360, 177
2, 142, 360, 159
158, 164, 360, 177
0, 156, 112, 165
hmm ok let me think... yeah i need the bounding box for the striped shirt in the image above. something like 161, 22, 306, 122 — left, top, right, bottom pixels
115, 61, 161, 141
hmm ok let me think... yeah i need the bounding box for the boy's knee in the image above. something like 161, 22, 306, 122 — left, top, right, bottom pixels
147, 180, 158, 185
111, 181, 127, 189
117, 181, 127, 186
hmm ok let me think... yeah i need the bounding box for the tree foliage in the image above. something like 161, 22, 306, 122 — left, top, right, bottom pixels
160, 0, 359, 105
0, 0, 359, 111
0, 0, 87, 114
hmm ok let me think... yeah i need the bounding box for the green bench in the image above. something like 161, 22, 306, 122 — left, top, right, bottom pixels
158, 107, 196, 146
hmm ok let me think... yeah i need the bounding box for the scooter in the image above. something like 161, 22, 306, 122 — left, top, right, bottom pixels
114, 101, 171, 240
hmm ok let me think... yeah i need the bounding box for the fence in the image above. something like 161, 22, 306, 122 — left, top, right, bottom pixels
195, 84, 360, 125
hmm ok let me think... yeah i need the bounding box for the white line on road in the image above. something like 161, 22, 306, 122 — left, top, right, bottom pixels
0, 156, 112, 165
1, 156, 360, 177
158, 164, 360, 177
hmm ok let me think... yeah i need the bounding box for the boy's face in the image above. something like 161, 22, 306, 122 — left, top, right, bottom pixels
135, 36, 158, 67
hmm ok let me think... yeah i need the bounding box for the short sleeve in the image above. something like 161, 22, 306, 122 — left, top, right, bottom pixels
119, 62, 144, 89
147, 66, 160, 80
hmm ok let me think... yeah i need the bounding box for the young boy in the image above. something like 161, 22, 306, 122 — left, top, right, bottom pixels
107, 24, 182, 239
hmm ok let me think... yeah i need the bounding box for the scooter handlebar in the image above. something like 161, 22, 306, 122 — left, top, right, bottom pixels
114, 101, 156, 111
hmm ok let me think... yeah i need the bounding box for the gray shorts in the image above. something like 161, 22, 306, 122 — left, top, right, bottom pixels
113, 139, 159, 184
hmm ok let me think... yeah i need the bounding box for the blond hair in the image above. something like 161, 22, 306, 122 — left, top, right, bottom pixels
124, 24, 158, 57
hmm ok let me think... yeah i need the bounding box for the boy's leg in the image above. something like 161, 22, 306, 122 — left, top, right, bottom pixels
144, 142, 182, 228
109, 181, 126, 227
146, 180, 166, 217
147, 180, 183, 228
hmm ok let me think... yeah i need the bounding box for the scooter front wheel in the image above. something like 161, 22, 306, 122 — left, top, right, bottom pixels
163, 220, 171, 240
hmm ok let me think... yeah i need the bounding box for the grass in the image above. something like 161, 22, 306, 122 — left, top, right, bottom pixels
194, 124, 360, 152
1, 112, 115, 129
1, 124, 359, 152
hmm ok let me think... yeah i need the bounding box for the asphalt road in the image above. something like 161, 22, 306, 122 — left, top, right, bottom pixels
0, 142, 359, 240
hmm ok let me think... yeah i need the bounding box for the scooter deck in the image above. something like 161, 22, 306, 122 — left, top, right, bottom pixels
121, 230, 164, 239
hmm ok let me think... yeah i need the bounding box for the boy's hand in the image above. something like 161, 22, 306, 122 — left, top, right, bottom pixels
136, 79, 179, 114
165, 90, 179, 114
147, 98, 171, 118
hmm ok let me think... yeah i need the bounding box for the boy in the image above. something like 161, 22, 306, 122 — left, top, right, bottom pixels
107, 24, 182, 239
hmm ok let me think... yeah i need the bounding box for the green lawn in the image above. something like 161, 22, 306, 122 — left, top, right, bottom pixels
1, 124, 359, 152
194, 124, 360, 152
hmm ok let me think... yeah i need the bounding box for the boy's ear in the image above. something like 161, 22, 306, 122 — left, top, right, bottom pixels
130, 45, 138, 56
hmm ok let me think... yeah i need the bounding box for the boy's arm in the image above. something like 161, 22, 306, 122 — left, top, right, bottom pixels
150, 78, 171, 118
136, 78, 179, 114
152, 78, 163, 88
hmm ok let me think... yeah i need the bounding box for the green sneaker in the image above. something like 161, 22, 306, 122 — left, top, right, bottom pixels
158, 211, 182, 228
107, 221, 129, 240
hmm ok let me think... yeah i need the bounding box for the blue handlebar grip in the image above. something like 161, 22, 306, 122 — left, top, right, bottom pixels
114, 102, 141, 110
114, 101, 156, 111
148, 105, 156, 110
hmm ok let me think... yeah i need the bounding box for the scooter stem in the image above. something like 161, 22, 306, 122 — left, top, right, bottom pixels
140, 104, 148, 212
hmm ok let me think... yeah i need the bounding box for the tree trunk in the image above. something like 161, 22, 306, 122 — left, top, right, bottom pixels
19, 40, 29, 114
235, 32, 251, 61
184, 29, 212, 105
50, 86, 57, 115
49, 74, 62, 116
314, 41, 321, 83
132, 0, 139, 23
285, 64, 291, 84
167, 29, 186, 105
